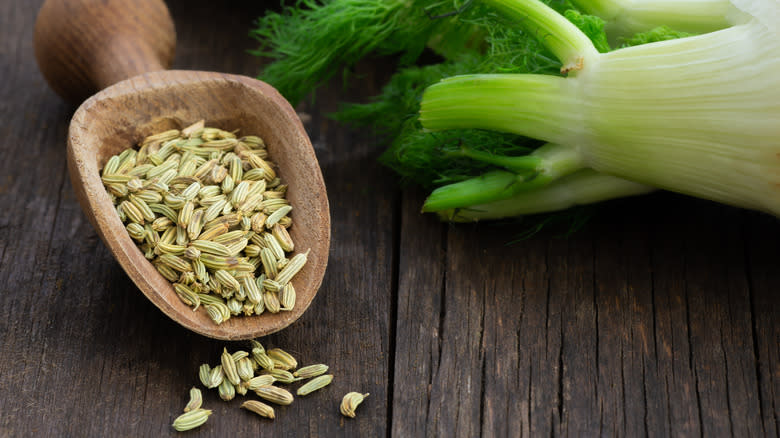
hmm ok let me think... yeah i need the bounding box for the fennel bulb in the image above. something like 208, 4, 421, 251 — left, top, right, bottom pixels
420, 0, 780, 218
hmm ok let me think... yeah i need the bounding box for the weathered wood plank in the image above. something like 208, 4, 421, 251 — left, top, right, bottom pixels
0, 1, 82, 435
477, 227, 551, 438
390, 189, 446, 437
680, 206, 763, 437
743, 212, 780, 438
591, 212, 659, 438
424, 223, 489, 438
393, 192, 778, 437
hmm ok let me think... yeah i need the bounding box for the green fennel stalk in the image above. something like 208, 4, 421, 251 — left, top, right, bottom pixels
570, 0, 737, 39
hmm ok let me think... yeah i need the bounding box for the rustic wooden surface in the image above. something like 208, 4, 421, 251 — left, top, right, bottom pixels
1, 0, 778, 436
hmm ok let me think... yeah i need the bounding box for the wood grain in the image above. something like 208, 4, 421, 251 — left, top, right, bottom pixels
391, 189, 446, 437
1, 0, 778, 436
392, 193, 779, 437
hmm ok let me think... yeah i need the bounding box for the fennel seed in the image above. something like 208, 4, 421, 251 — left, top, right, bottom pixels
241, 400, 275, 419
293, 364, 329, 379
101, 121, 308, 325
172, 408, 212, 432
184, 387, 203, 412
255, 385, 294, 405
296, 374, 333, 396
187, 340, 341, 430
340, 392, 369, 418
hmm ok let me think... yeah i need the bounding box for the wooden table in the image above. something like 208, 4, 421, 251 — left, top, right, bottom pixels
1, 0, 777, 436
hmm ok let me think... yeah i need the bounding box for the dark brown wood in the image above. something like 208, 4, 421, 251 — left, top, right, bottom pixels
2, 0, 779, 436
391, 189, 447, 437
392, 194, 779, 437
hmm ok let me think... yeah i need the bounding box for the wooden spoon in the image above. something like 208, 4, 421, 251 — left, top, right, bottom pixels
33, 0, 330, 340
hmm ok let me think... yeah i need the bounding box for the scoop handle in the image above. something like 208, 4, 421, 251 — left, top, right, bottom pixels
33, 0, 176, 104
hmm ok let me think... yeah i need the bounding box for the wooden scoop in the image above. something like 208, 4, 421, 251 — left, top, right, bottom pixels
33, 0, 330, 340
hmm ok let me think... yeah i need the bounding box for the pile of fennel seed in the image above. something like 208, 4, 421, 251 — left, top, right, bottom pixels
100, 120, 306, 324
171, 340, 369, 432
